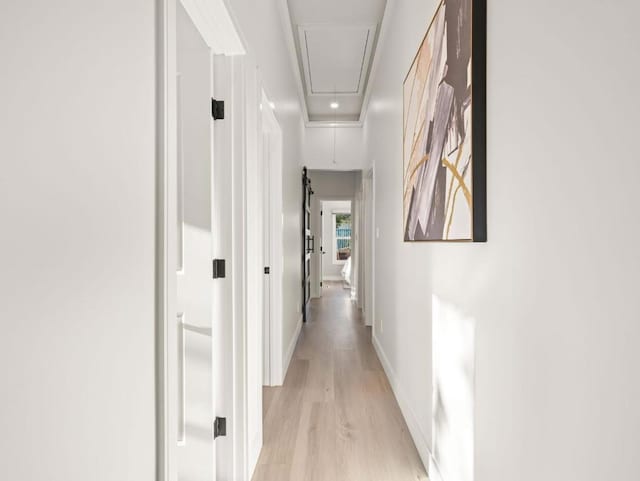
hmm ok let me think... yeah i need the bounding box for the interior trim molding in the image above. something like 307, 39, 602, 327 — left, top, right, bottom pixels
180, 0, 246, 54
305, 119, 363, 128
358, 0, 396, 122
276, 0, 311, 123
156, 1, 174, 480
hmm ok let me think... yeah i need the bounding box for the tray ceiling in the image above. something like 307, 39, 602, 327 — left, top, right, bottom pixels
283, 0, 388, 124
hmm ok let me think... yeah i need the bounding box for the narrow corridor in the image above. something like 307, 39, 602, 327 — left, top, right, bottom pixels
252, 282, 428, 481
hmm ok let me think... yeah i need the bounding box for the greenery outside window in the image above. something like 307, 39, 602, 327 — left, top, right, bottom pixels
333, 212, 352, 264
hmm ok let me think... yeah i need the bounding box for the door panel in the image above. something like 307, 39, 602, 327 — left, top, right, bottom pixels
262, 133, 271, 384
176, 4, 215, 480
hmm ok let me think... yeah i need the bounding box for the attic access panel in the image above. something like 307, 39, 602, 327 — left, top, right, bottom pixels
298, 25, 376, 96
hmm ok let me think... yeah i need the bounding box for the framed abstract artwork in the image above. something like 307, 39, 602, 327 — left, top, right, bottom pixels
403, 0, 486, 242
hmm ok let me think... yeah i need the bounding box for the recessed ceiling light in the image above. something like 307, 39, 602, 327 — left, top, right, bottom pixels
269, 102, 275, 109
330, 102, 339, 109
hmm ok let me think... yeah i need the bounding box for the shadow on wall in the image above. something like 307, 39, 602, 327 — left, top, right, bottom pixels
432, 295, 475, 481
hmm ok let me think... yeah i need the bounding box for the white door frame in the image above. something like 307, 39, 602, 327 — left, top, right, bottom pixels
368, 168, 376, 330
315, 197, 354, 292
155, 1, 245, 481
362, 168, 374, 326
212, 53, 236, 481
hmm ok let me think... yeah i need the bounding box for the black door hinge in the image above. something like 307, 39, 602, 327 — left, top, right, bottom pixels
214, 417, 226, 439
212, 99, 225, 120
212, 259, 226, 279
264, 266, 270, 274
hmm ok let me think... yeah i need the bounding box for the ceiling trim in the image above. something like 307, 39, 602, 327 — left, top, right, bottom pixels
276, 0, 310, 122
358, 0, 395, 122
180, 0, 246, 54
297, 24, 377, 97
304, 119, 363, 128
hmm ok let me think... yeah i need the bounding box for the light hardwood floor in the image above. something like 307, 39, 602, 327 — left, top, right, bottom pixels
252, 282, 428, 481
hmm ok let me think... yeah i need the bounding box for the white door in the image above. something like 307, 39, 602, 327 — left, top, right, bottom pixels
262, 132, 271, 385
176, 4, 215, 480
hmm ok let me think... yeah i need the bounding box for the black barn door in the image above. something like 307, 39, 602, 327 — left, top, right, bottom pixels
302, 167, 314, 322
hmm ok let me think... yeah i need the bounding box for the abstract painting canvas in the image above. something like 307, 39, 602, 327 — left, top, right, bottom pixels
403, 0, 486, 242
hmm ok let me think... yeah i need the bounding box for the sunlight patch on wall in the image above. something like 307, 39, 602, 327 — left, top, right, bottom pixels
432, 295, 475, 481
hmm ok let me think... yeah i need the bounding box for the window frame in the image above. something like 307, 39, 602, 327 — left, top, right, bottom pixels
332, 211, 352, 265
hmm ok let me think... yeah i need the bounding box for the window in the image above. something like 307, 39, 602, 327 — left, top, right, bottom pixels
333, 212, 352, 264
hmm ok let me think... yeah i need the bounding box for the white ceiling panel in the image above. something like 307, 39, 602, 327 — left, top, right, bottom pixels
299, 25, 374, 95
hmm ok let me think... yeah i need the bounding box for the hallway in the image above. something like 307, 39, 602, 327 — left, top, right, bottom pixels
252, 282, 428, 481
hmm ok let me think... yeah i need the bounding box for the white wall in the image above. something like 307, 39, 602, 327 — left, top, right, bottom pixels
321, 201, 351, 280
0, 1, 156, 480
365, 1, 640, 481
308, 169, 362, 197
303, 127, 368, 170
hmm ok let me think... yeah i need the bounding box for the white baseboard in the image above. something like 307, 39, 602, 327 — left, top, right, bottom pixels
372, 334, 436, 477
281, 314, 303, 384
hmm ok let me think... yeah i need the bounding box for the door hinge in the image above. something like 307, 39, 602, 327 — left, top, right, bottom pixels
264, 266, 270, 274
211, 99, 225, 120
212, 259, 226, 279
214, 417, 226, 439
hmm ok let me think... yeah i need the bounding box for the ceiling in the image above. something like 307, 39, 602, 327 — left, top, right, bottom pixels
284, 0, 388, 124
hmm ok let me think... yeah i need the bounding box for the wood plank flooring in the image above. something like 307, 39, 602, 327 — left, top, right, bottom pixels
252, 282, 428, 481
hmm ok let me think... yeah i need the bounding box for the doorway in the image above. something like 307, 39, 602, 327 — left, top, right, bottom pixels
246, 86, 286, 474
157, 2, 299, 480
157, 2, 244, 480
319, 200, 353, 296
260, 92, 284, 388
